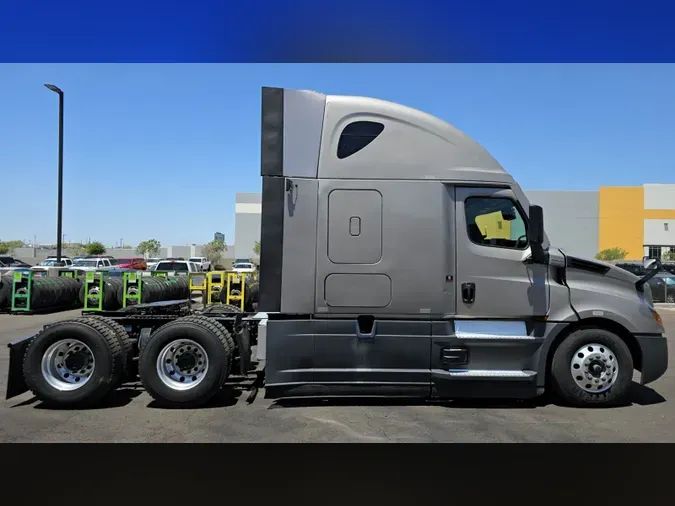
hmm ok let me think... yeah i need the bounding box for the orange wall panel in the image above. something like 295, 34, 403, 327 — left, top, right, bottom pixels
598, 186, 644, 260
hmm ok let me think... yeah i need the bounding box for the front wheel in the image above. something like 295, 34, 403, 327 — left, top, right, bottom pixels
550, 328, 633, 408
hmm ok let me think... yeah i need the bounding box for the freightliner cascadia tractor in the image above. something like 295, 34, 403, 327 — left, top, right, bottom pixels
5, 86, 668, 409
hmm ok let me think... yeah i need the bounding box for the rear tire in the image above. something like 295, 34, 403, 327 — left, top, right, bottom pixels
81, 315, 136, 381
22, 318, 124, 407
550, 328, 633, 408
203, 303, 242, 315
138, 316, 234, 408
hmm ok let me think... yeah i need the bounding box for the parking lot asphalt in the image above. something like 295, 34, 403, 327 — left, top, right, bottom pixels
1, 308, 674, 443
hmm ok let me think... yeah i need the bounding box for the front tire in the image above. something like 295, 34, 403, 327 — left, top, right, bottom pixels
551, 328, 633, 407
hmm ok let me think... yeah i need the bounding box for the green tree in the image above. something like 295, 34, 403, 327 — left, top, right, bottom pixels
253, 240, 261, 256
85, 241, 106, 255
663, 250, 675, 262
0, 240, 23, 255
136, 239, 162, 258
203, 238, 227, 266
595, 247, 628, 261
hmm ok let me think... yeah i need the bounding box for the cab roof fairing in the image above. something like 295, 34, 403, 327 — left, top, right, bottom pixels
262, 86, 516, 185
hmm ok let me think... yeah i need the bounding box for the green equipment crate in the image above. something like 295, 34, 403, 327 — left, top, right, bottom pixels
122, 271, 143, 308
10, 271, 33, 312
82, 271, 106, 312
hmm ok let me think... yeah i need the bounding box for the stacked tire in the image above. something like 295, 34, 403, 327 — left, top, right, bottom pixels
79, 277, 124, 310
0, 274, 12, 309
244, 281, 259, 312
15, 277, 82, 311
117, 276, 190, 307
218, 276, 259, 311
163, 276, 190, 300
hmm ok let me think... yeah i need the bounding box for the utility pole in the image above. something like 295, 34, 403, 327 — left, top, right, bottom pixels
44, 84, 64, 262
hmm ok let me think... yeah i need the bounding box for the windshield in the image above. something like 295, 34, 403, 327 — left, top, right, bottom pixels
73, 259, 98, 267
156, 262, 188, 271
665, 277, 675, 286
188, 258, 202, 262
117, 258, 133, 264
233, 263, 253, 269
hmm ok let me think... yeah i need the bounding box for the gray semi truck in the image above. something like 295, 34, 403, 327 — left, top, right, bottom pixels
4, 86, 669, 409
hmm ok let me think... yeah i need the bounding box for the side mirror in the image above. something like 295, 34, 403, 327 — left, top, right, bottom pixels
529, 205, 545, 245
528, 205, 548, 264
643, 256, 662, 271
636, 256, 663, 291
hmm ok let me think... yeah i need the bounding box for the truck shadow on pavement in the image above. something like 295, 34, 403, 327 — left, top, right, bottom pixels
12, 387, 144, 410
270, 382, 666, 410
10, 380, 665, 411
147, 387, 243, 410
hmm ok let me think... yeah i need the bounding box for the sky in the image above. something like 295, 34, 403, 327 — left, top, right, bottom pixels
1, 64, 674, 247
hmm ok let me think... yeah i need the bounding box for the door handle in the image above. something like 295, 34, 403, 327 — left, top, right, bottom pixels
461, 282, 476, 303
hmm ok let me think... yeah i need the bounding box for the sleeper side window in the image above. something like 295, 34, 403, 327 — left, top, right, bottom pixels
464, 197, 528, 250
337, 121, 385, 159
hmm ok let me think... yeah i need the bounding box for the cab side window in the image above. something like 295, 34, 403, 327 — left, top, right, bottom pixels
464, 197, 528, 250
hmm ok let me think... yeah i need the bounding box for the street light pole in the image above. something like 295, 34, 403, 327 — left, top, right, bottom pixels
45, 84, 64, 262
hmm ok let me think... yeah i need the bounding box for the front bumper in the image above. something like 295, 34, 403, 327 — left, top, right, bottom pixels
635, 334, 668, 385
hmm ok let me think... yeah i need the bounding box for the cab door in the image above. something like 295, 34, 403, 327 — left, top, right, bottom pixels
455, 187, 549, 318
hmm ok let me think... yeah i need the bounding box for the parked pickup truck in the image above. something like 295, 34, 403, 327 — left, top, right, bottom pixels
146, 257, 163, 270
231, 261, 256, 274
34, 257, 74, 268
151, 259, 202, 273
70, 256, 114, 272
0, 256, 32, 269
116, 257, 147, 270
188, 257, 211, 272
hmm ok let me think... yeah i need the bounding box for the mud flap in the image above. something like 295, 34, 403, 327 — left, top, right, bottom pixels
5, 335, 34, 400
635, 335, 668, 385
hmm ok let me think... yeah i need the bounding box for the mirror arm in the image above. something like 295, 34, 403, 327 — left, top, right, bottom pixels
636, 258, 662, 291
528, 244, 549, 265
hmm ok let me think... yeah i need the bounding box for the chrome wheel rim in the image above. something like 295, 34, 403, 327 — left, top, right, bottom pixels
41, 339, 95, 391
87, 286, 101, 304
570, 343, 618, 393
156, 339, 209, 391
